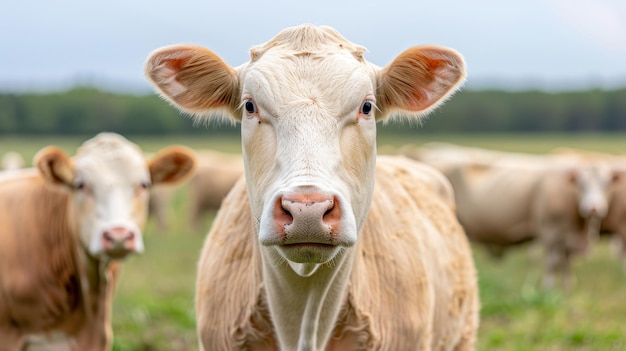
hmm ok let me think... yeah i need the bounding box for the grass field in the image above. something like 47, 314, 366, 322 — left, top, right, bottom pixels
2, 132, 626, 351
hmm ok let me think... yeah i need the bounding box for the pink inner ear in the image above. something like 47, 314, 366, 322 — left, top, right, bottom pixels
380, 46, 465, 115
164, 57, 187, 71
149, 56, 190, 97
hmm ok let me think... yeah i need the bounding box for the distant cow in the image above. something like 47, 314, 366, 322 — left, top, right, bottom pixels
415, 143, 616, 289
0, 133, 196, 350
146, 24, 479, 350
1, 151, 25, 171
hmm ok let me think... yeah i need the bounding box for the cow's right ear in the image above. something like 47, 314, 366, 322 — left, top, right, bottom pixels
34, 146, 75, 187
148, 145, 197, 186
144, 45, 241, 121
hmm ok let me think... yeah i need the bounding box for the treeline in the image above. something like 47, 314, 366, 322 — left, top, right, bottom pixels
1, 87, 625, 135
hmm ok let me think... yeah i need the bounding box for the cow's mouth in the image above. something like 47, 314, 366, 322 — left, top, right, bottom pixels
277, 242, 342, 264
282, 242, 336, 249
104, 249, 135, 260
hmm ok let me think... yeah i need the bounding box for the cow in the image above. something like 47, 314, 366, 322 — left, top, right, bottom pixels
0, 133, 196, 351
145, 24, 479, 350
1, 151, 25, 171
414, 143, 616, 289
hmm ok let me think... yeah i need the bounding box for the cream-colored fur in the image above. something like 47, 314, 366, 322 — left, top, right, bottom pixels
196, 156, 479, 350
145, 24, 478, 350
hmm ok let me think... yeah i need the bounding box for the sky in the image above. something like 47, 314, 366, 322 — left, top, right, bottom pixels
1, 0, 626, 93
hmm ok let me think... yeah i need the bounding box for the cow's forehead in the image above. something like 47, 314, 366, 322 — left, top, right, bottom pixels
248, 25, 367, 64
75, 134, 147, 182
242, 26, 375, 117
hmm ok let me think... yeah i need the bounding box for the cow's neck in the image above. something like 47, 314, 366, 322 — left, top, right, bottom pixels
73, 248, 115, 344
260, 247, 357, 351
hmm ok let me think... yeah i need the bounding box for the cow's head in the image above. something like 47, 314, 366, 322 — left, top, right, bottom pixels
557, 158, 622, 247
35, 133, 196, 260
145, 24, 464, 275
563, 160, 621, 220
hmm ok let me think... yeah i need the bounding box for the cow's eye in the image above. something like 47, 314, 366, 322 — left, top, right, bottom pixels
244, 100, 257, 114
74, 180, 85, 190
140, 181, 151, 190
360, 101, 373, 115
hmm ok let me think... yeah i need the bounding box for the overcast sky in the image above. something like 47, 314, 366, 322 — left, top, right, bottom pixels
1, 0, 626, 93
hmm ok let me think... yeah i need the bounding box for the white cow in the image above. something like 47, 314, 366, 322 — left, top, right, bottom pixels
145, 24, 479, 350
414, 143, 616, 289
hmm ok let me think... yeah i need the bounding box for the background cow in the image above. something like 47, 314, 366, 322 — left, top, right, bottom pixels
1, 151, 25, 171
0, 133, 196, 350
413, 143, 617, 289
145, 24, 479, 350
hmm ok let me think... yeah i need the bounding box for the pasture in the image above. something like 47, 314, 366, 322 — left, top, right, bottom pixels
2, 132, 626, 351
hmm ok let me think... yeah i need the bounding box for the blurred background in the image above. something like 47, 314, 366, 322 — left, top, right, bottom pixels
1, 1, 626, 350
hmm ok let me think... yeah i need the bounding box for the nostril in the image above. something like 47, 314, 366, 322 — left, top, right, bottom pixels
273, 197, 294, 229
125, 231, 136, 243
282, 201, 293, 217
322, 197, 341, 224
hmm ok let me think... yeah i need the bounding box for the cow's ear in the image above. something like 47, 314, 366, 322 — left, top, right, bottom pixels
34, 146, 75, 187
145, 45, 241, 122
376, 46, 466, 122
148, 145, 197, 185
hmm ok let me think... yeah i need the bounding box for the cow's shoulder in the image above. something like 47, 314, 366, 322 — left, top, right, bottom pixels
346, 156, 477, 348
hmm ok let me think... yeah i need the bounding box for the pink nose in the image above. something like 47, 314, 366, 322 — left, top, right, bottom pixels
102, 227, 137, 255
273, 192, 342, 240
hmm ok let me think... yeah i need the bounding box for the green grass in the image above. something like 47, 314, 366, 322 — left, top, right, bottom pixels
3, 132, 626, 350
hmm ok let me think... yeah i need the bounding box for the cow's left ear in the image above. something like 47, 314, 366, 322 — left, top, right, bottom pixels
148, 145, 197, 185
34, 146, 75, 187
376, 45, 466, 122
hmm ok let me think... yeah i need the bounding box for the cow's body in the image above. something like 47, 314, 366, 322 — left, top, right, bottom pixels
196, 156, 478, 350
146, 24, 479, 350
0, 133, 195, 350
415, 143, 615, 288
